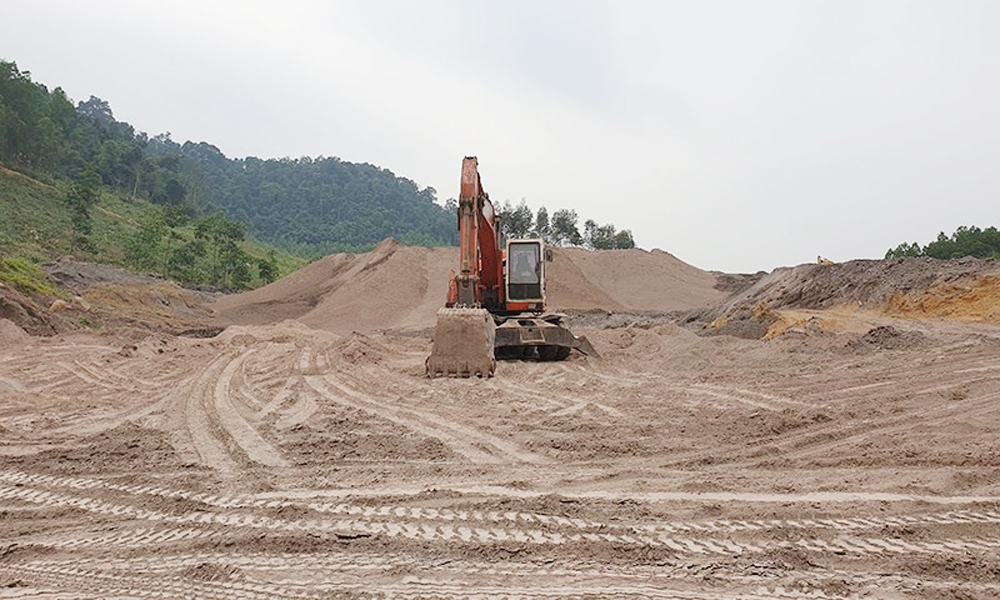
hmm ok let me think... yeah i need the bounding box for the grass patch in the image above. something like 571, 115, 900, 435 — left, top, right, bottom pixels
0, 256, 59, 295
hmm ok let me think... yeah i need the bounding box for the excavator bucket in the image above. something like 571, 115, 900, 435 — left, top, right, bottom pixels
426, 307, 497, 378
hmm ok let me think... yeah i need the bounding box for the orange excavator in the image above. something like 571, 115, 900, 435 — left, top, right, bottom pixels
426, 157, 597, 377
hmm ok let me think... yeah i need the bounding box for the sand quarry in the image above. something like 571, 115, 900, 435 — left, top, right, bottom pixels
2, 239, 1000, 599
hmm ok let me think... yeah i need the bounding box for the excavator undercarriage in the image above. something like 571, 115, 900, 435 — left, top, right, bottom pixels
494, 314, 597, 360
426, 310, 596, 378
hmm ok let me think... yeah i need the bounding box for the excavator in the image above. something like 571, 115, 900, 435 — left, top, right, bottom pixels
426, 157, 597, 378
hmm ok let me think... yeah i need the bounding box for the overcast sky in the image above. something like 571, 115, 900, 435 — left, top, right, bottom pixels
4, 1, 998, 272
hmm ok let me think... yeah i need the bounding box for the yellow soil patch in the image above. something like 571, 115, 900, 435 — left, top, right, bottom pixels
765, 273, 1000, 339
886, 274, 1000, 322
764, 306, 893, 340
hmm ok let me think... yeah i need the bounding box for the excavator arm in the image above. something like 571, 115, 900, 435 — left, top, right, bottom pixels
428, 157, 498, 377
452, 157, 502, 308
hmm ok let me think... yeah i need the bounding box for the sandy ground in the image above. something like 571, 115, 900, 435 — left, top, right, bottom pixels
2, 245, 1000, 599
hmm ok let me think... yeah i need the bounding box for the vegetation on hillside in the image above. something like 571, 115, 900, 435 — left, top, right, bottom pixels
0, 165, 298, 291
170, 140, 457, 254
1, 58, 637, 277
886, 226, 1000, 260
0, 256, 60, 296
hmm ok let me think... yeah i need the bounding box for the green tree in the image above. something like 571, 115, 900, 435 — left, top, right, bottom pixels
125, 207, 169, 271
167, 238, 206, 283
613, 229, 636, 249
257, 250, 279, 284
534, 206, 551, 243
195, 211, 252, 290
583, 218, 635, 250
885, 241, 922, 259
498, 199, 534, 241
64, 163, 101, 251
550, 209, 582, 246
886, 226, 1000, 260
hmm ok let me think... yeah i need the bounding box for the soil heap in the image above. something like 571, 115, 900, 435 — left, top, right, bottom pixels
213, 239, 727, 334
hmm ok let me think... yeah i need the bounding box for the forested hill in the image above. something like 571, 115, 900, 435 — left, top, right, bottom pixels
0, 59, 455, 256
2, 59, 636, 257
167, 140, 457, 254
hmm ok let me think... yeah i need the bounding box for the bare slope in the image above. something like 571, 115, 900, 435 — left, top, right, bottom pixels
700, 256, 1000, 339
213, 239, 726, 334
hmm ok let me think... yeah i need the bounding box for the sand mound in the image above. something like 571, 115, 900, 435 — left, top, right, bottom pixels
212, 320, 340, 346
546, 247, 726, 311
214, 239, 724, 334
0, 318, 29, 343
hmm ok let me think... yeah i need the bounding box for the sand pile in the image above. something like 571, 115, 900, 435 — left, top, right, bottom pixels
214, 239, 726, 334
546, 247, 726, 311
0, 318, 29, 344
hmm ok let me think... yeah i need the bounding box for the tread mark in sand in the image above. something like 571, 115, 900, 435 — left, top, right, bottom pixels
304, 374, 549, 465
5, 469, 1000, 535
179, 356, 239, 475
213, 351, 289, 468
3, 480, 1000, 560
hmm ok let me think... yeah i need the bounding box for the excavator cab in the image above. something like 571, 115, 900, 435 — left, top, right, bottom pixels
506, 240, 543, 306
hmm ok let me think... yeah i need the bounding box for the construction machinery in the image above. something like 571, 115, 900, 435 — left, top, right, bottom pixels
426, 157, 597, 378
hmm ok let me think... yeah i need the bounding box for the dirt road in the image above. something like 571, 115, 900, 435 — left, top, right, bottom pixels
3, 307, 1000, 598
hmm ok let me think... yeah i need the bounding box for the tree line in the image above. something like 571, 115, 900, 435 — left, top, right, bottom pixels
496, 200, 635, 250
886, 225, 1000, 260
0, 61, 195, 206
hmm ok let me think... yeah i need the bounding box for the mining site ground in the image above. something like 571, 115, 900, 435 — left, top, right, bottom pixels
2, 245, 1000, 599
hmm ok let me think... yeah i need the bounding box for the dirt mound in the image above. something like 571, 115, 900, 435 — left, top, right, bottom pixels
886, 272, 1000, 321
214, 239, 725, 334
328, 331, 394, 365
847, 325, 929, 351
81, 281, 217, 331
0, 318, 29, 344
699, 257, 1000, 338
213, 320, 339, 347
0, 287, 63, 336
546, 247, 726, 311
719, 257, 1000, 313
45, 258, 170, 292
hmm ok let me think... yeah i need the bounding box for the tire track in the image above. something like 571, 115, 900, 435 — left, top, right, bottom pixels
9, 546, 1000, 600
3, 477, 999, 560
304, 375, 548, 465
213, 351, 288, 468
177, 355, 240, 475
496, 373, 624, 418
6, 470, 1000, 535
0, 562, 849, 600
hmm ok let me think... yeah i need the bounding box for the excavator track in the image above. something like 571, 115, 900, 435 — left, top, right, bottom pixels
426, 307, 497, 378
495, 315, 598, 361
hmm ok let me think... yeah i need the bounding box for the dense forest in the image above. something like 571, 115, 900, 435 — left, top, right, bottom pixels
0, 59, 634, 264
886, 226, 1000, 260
